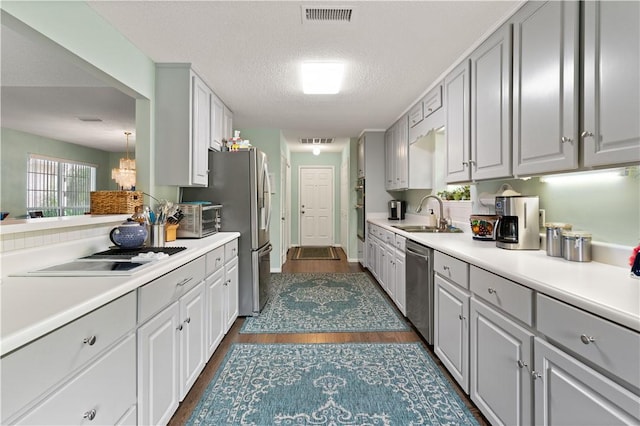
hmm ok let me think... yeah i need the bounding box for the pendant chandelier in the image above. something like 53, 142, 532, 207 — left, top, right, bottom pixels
112, 131, 136, 190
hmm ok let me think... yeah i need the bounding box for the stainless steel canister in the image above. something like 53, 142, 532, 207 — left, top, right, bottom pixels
545, 222, 572, 257
562, 230, 592, 262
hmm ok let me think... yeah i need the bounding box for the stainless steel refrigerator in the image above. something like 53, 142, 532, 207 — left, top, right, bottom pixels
181, 148, 272, 316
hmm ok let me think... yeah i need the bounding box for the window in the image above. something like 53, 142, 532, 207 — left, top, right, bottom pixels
27, 155, 96, 217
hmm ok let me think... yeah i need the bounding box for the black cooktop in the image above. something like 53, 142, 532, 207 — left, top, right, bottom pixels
82, 246, 187, 260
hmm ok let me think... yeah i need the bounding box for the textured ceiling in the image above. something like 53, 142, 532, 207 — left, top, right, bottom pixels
2, 1, 523, 153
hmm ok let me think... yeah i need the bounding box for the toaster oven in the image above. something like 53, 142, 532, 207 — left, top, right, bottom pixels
176, 203, 222, 238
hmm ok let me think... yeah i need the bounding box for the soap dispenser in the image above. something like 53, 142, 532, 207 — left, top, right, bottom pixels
426, 209, 437, 227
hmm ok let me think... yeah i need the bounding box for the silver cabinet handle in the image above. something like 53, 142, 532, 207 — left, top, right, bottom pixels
561, 136, 573, 144
177, 324, 183, 331
83, 409, 96, 421
176, 277, 193, 287
581, 131, 594, 138
443, 265, 450, 271
458, 314, 466, 320
580, 334, 595, 344
517, 360, 528, 369
488, 287, 496, 295
462, 161, 469, 167
83, 336, 97, 346
532, 371, 542, 380
184, 317, 191, 324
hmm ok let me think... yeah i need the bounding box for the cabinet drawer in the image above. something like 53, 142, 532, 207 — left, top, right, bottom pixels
434, 251, 469, 289
138, 256, 205, 323
423, 84, 442, 118
537, 293, 640, 390
470, 266, 533, 326
394, 234, 406, 251
225, 239, 238, 261
1, 292, 136, 423
381, 229, 394, 245
15, 334, 136, 426
408, 102, 424, 128
205, 246, 225, 276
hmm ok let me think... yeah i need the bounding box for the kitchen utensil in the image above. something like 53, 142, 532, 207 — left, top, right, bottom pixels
562, 230, 592, 262
469, 214, 499, 240
110, 221, 148, 249
545, 222, 572, 257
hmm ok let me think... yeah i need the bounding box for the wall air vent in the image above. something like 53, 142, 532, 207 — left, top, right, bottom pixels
302, 6, 353, 23
300, 138, 334, 144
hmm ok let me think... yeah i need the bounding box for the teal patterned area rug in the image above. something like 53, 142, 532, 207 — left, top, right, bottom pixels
186, 343, 479, 425
241, 273, 409, 333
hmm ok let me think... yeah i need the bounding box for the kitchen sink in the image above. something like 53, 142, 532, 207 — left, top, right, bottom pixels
391, 225, 463, 233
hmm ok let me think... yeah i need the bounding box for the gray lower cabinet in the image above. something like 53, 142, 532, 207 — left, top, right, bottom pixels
434, 274, 470, 393
582, 0, 640, 166
512, 0, 580, 176
470, 298, 533, 426
533, 337, 640, 425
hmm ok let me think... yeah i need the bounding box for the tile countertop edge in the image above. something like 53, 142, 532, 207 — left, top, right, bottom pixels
0, 232, 240, 356
368, 218, 640, 333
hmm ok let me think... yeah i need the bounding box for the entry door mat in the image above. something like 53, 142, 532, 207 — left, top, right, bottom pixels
186, 342, 479, 426
292, 246, 340, 260
241, 273, 409, 333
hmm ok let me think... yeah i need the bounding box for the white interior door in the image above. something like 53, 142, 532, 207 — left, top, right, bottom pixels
299, 166, 334, 246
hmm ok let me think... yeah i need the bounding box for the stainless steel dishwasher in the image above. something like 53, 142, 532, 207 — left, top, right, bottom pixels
405, 240, 434, 344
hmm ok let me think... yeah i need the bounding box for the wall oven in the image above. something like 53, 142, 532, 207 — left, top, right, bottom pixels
355, 178, 365, 241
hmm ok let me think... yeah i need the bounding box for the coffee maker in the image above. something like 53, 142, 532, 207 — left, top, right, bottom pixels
495, 196, 540, 250
388, 200, 406, 220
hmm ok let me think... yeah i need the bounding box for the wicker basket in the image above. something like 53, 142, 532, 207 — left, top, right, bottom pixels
90, 191, 143, 215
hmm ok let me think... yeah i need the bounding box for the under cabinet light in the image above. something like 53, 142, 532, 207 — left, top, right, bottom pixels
540, 168, 625, 184
302, 62, 344, 94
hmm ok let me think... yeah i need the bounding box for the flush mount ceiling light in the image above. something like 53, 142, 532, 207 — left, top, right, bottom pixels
302, 62, 344, 94
312, 147, 321, 156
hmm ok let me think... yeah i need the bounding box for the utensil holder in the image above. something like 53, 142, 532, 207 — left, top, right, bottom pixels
166, 224, 179, 242
150, 224, 166, 247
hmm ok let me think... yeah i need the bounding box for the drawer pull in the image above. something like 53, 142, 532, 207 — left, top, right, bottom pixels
443, 265, 450, 272
83, 409, 97, 421
177, 324, 183, 331
487, 287, 497, 295
83, 336, 97, 346
580, 334, 596, 344
176, 277, 193, 287
517, 360, 528, 369
458, 314, 466, 321
184, 317, 191, 324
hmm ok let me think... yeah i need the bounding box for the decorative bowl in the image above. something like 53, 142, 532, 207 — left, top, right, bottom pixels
469, 214, 498, 240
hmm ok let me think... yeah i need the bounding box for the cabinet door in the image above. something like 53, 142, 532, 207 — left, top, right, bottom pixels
211, 95, 224, 150
179, 281, 206, 400
395, 117, 408, 189
394, 249, 406, 316
512, 1, 579, 176
533, 338, 640, 425
470, 298, 533, 426
224, 256, 239, 331
384, 126, 396, 190
138, 302, 180, 426
192, 75, 211, 186
470, 23, 512, 180
582, 1, 640, 166
358, 136, 365, 178
206, 268, 225, 358
223, 106, 233, 140
385, 243, 396, 298
445, 59, 471, 183
434, 275, 470, 393
376, 238, 386, 289
366, 237, 376, 273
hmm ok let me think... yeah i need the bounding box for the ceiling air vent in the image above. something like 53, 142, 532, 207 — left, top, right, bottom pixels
300, 138, 334, 144
302, 6, 353, 23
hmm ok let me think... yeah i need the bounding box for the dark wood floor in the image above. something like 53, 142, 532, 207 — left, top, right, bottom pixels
168, 247, 489, 425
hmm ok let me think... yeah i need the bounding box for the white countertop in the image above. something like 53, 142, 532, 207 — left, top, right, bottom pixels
0, 232, 239, 356
369, 217, 640, 333
0, 214, 130, 235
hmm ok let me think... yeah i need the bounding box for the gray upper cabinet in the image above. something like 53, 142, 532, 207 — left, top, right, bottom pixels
211, 94, 224, 152
422, 84, 442, 118
582, 1, 640, 167
156, 64, 211, 187
445, 60, 471, 183
470, 23, 513, 181
408, 103, 423, 129
512, 1, 580, 176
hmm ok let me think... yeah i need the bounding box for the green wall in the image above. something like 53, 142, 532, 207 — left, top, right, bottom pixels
290, 152, 343, 246
0, 128, 124, 218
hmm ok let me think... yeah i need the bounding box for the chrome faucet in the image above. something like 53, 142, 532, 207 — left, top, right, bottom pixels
416, 195, 448, 231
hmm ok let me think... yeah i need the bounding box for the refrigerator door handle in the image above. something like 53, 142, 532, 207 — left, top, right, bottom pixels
260, 243, 273, 256
263, 162, 272, 230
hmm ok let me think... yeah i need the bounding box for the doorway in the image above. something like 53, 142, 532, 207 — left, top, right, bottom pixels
280, 155, 290, 266
299, 166, 334, 246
